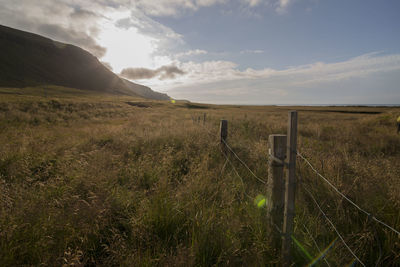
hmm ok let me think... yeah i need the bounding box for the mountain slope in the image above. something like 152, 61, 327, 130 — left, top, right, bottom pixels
0, 24, 169, 100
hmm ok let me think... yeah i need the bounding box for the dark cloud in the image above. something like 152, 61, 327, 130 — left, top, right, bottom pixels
115, 18, 132, 30
120, 65, 185, 80
157, 65, 185, 79
70, 8, 98, 19
37, 24, 106, 58
121, 68, 157, 79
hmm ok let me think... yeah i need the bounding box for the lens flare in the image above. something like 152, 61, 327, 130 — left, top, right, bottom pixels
254, 194, 267, 208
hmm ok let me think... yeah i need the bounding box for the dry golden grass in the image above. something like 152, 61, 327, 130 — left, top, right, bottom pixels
0, 86, 399, 266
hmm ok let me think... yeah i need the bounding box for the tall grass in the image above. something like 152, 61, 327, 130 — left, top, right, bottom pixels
0, 87, 399, 265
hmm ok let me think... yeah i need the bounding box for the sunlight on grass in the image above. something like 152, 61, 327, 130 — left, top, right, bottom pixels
1, 88, 399, 265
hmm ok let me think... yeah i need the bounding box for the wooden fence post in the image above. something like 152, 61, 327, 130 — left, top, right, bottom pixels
267, 134, 287, 248
203, 113, 206, 125
282, 111, 298, 266
220, 120, 228, 154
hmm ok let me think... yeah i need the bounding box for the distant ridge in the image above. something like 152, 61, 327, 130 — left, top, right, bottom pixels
0, 24, 170, 100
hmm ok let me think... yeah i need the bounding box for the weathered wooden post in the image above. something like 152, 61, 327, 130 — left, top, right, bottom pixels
397, 116, 400, 134
267, 134, 287, 248
203, 113, 206, 125
282, 111, 298, 266
220, 120, 228, 154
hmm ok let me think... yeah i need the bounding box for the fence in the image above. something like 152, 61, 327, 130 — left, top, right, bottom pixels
192, 111, 399, 266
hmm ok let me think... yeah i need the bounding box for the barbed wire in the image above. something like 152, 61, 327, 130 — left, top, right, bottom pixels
219, 146, 254, 200
221, 138, 268, 185
219, 158, 229, 178
297, 151, 400, 237
195, 117, 268, 185
302, 185, 366, 267
200, 119, 320, 263
221, 146, 288, 242
193, 118, 253, 198
302, 223, 331, 267
192, 114, 399, 266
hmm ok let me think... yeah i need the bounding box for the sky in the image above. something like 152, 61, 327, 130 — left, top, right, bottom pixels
1, 0, 400, 104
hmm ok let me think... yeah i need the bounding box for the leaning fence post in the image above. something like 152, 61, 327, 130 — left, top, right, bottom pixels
267, 134, 287, 248
220, 120, 228, 154
282, 111, 298, 266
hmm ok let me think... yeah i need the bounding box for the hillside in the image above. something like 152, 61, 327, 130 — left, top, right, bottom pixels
0, 24, 169, 100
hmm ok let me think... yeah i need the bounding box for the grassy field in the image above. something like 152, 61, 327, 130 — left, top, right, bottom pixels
1, 86, 399, 266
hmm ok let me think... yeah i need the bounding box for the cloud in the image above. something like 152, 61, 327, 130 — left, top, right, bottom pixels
0, 0, 108, 57
37, 23, 107, 57
121, 68, 158, 80
101, 61, 113, 71
120, 65, 186, 80
276, 0, 292, 13
175, 49, 208, 58
132, 0, 228, 17
144, 52, 400, 104
70, 7, 99, 19
240, 49, 264, 54
242, 0, 265, 7
115, 11, 183, 42
158, 65, 186, 79
113, 10, 185, 59
0, 0, 297, 73
174, 52, 400, 85
0, 0, 189, 69
240, 0, 294, 13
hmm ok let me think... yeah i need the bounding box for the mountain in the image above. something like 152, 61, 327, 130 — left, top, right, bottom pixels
0, 24, 169, 100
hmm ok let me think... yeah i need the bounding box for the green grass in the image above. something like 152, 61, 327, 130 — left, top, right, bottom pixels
0, 86, 399, 265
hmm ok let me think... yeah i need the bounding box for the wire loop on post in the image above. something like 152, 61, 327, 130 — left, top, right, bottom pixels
268, 153, 288, 167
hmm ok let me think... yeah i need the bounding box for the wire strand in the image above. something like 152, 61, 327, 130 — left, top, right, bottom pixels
297, 151, 400, 237
303, 186, 366, 267
303, 223, 331, 267
195, 118, 253, 199
221, 138, 267, 184
197, 119, 268, 185
220, 147, 254, 200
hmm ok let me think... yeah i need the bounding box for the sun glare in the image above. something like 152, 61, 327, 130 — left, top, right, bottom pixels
98, 11, 158, 73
